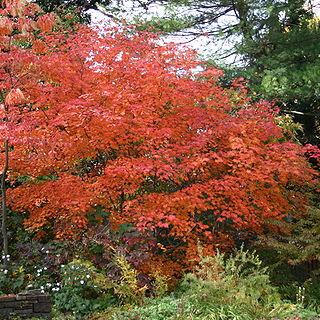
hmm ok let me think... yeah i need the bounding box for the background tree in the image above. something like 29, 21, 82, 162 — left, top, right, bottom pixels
115, 0, 320, 145
234, 0, 320, 145
33, 0, 112, 23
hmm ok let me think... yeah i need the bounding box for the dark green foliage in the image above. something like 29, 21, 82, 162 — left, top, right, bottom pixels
243, 4, 320, 145
35, 0, 110, 11
0, 256, 26, 294
257, 207, 320, 310
34, 0, 111, 24
261, 207, 320, 268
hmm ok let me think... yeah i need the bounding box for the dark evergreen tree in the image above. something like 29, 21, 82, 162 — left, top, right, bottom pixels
34, 0, 112, 23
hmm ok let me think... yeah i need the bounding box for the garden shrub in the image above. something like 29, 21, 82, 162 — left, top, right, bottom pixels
177, 246, 294, 320
52, 259, 116, 318
111, 253, 147, 305
100, 296, 196, 320
0, 254, 27, 294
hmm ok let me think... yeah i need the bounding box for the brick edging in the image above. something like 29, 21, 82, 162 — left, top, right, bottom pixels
0, 293, 52, 319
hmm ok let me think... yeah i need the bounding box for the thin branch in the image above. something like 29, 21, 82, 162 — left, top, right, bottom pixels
95, 5, 123, 22
283, 110, 320, 117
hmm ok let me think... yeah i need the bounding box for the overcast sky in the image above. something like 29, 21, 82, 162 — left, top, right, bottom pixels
88, 2, 238, 64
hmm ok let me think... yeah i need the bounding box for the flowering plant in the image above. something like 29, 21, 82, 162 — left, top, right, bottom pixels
52, 259, 115, 318
0, 254, 27, 294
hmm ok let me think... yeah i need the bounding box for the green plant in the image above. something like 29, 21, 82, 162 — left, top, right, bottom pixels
151, 269, 170, 298
110, 296, 196, 320
53, 259, 115, 319
291, 307, 320, 320
0, 255, 27, 294
112, 253, 147, 305
178, 246, 294, 320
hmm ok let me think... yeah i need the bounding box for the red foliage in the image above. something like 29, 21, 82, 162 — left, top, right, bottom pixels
303, 144, 320, 170
0, 1, 315, 268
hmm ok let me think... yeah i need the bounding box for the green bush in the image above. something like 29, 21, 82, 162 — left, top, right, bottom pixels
111, 253, 147, 305
177, 246, 294, 320
53, 259, 116, 319
99, 247, 303, 320
0, 255, 27, 294
103, 296, 196, 320
303, 273, 320, 309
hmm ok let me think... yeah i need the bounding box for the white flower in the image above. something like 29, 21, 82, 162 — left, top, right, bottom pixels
3, 269, 8, 275
80, 280, 84, 285
46, 283, 51, 287
40, 286, 44, 290
86, 275, 90, 278
45, 250, 49, 254
61, 265, 65, 268
43, 267, 47, 270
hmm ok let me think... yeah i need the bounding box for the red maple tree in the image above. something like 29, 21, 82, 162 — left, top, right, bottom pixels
0, 0, 315, 269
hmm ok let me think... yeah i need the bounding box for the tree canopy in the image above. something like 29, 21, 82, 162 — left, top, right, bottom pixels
0, 0, 316, 271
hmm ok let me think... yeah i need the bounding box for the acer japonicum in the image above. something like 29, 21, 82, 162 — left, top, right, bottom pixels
0, 0, 315, 270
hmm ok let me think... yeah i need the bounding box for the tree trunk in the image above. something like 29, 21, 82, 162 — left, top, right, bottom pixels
1, 134, 9, 261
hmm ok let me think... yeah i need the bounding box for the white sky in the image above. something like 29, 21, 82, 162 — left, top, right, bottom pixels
89, 2, 238, 64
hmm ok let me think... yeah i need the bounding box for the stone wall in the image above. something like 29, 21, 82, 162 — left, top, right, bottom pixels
0, 293, 52, 319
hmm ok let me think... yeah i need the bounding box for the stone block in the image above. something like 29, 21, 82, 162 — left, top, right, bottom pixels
33, 312, 52, 318
0, 293, 52, 319
21, 301, 34, 306
11, 308, 33, 315
17, 303, 33, 310
26, 296, 39, 301
0, 302, 21, 308
0, 297, 16, 302
17, 295, 39, 302
33, 302, 52, 313
0, 307, 14, 315
38, 295, 52, 303
18, 289, 42, 296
